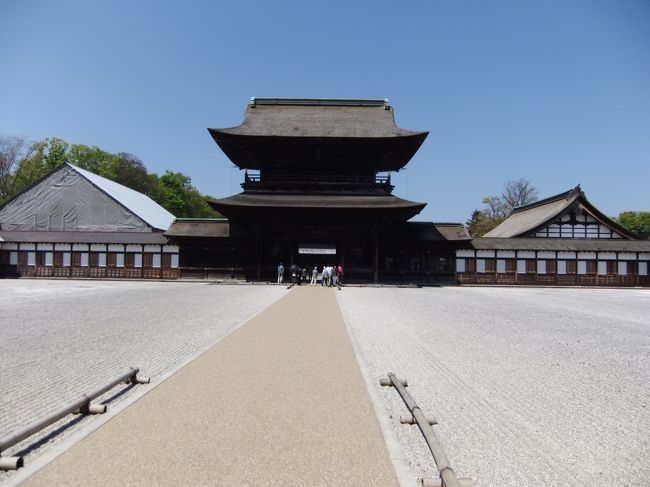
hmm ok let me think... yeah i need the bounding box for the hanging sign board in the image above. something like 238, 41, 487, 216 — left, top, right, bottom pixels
298, 244, 336, 255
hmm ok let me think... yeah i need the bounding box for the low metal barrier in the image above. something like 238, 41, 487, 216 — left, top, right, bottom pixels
380, 372, 473, 487
0, 367, 149, 470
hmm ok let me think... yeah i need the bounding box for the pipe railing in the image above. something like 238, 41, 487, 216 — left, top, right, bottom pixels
0, 367, 149, 470
380, 372, 473, 487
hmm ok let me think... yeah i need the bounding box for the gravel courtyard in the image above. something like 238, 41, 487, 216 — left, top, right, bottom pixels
1, 282, 648, 486
0, 279, 286, 480
337, 286, 650, 487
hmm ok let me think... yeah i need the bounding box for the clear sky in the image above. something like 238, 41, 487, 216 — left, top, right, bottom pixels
1, 0, 649, 223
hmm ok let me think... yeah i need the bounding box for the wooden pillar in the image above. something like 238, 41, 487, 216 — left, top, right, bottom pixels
255, 224, 261, 281
373, 228, 379, 284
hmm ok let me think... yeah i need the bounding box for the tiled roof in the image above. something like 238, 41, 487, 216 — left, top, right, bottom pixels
165, 219, 230, 238
470, 237, 650, 252
484, 186, 637, 239
210, 98, 427, 139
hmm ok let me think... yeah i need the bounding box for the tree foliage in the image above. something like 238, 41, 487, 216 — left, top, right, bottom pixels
466, 178, 538, 236
616, 211, 650, 239
0, 134, 219, 218
151, 171, 218, 218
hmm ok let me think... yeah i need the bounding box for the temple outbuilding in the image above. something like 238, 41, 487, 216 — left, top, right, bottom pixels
0, 163, 179, 278
456, 186, 650, 286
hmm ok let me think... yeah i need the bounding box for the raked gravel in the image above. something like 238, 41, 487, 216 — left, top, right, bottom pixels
337, 286, 650, 487
2, 282, 648, 486
0, 279, 286, 483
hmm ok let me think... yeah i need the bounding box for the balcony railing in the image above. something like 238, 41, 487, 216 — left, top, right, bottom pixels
242, 171, 392, 191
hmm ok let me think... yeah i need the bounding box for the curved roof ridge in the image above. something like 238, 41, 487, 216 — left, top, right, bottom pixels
249, 97, 390, 107
512, 185, 581, 213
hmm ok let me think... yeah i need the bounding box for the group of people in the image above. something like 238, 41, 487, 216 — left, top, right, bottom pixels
317, 264, 343, 287
277, 263, 343, 287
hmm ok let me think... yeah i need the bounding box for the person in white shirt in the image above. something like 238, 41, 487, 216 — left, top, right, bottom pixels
310, 266, 318, 285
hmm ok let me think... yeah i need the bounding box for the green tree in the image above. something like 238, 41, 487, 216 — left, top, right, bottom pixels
616, 211, 650, 239
68, 143, 114, 174
153, 171, 218, 218
466, 209, 497, 237
11, 137, 70, 195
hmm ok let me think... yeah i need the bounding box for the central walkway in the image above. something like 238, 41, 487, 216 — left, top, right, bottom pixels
23, 287, 400, 486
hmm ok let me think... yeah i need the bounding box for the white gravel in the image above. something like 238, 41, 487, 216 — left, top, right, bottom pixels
0, 279, 286, 481
2, 282, 648, 486
337, 286, 650, 487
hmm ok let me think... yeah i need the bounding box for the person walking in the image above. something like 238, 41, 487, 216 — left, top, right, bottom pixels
310, 266, 318, 285
277, 262, 284, 284
321, 265, 329, 287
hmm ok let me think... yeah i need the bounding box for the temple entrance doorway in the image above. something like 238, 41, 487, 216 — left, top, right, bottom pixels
297, 243, 337, 280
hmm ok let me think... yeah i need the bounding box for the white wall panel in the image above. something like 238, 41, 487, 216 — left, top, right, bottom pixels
578, 252, 596, 259
517, 260, 527, 273
557, 251, 576, 259
456, 250, 475, 258
476, 250, 495, 258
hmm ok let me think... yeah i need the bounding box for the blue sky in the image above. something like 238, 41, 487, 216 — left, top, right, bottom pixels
1, 0, 648, 223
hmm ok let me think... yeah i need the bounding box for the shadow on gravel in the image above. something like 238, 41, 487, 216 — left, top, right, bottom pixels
12, 383, 137, 458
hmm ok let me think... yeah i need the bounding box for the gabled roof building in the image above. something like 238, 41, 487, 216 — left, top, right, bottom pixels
0, 163, 179, 279
457, 186, 650, 286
